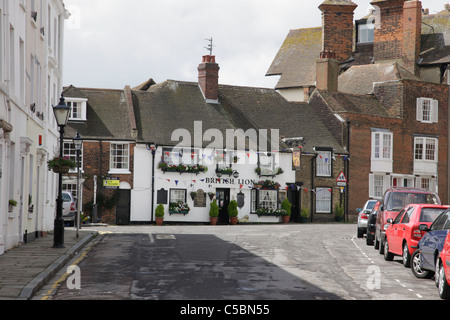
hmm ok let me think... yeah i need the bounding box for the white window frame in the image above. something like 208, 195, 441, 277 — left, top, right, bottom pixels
415, 176, 437, 193
416, 98, 438, 123
170, 189, 187, 203
369, 173, 391, 199
109, 142, 130, 174
358, 23, 374, 43
66, 97, 88, 121
63, 140, 83, 173
316, 151, 332, 177
414, 137, 438, 163
372, 131, 392, 161
316, 188, 331, 213
258, 189, 278, 211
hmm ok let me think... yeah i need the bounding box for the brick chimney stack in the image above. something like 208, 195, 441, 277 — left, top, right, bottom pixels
319, 0, 358, 62
402, 0, 422, 75
198, 55, 220, 103
371, 0, 406, 63
316, 50, 340, 92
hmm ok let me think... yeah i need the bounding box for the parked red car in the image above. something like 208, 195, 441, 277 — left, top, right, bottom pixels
384, 204, 448, 267
438, 232, 450, 299
375, 187, 441, 255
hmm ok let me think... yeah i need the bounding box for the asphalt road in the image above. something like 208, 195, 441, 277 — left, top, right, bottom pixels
34, 224, 442, 301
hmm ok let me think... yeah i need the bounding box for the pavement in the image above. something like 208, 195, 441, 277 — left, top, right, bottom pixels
0, 228, 98, 300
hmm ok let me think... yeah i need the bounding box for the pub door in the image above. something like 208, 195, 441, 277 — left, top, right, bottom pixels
216, 188, 230, 225
116, 189, 131, 225
288, 188, 300, 222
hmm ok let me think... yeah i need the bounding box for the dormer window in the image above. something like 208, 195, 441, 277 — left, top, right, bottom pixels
66, 97, 87, 121
357, 20, 374, 44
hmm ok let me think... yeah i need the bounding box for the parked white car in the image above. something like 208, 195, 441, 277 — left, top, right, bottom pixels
357, 199, 378, 238
62, 191, 76, 225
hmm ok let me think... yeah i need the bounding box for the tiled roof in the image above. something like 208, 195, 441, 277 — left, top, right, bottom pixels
132, 80, 346, 153
266, 27, 322, 89
420, 10, 450, 65
338, 62, 420, 95
63, 86, 134, 141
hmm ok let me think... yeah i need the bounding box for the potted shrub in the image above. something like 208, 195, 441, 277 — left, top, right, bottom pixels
335, 204, 344, 222
228, 200, 239, 225
48, 156, 76, 174
209, 200, 219, 225
300, 208, 309, 223
8, 199, 18, 213
281, 198, 292, 223
155, 204, 165, 226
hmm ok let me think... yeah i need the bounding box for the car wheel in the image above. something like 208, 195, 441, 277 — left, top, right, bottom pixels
402, 243, 411, 268
379, 237, 385, 255
411, 249, 432, 279
384, 240, 394, 261
374, 237, 380, 250
366, 234, 374, 246
438, 261, 450, 299
436, 255, 441, 288
357, 228, 363, 238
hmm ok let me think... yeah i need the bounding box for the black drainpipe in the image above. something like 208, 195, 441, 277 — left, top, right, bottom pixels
311, 155, 317, 223
346, 119, 351, 222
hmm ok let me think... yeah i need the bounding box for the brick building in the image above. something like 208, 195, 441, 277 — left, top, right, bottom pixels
63, 86, 137, 224
267, 0, 450, 220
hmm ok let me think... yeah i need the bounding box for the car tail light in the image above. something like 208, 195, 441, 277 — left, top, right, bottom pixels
412, 227, 422, 241
70, 202, 76, 211
361, 212, 369, 219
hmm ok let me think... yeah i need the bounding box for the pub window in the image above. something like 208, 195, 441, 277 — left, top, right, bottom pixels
110, 143, 130, 173
316, 151, 332, 177
170, 189, 187, 203
163, 147, 198, 166
251, 189, 278, 212
316, 188, 331, 213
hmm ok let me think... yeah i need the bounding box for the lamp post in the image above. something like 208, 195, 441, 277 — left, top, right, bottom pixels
73, 131, 83, 238
52, 95, 71, 248
149, 143, 157, 224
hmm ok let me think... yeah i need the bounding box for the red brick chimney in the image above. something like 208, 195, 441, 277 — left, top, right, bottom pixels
402, 0, 422, 75
319, 0, 358, 62
198, 55, 220, 103
371, 0, 422, 75
316, 50, 340, 92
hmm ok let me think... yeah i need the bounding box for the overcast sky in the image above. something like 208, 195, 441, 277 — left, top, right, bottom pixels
63, 0, 446, 90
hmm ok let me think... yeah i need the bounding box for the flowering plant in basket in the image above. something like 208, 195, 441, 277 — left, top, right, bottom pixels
48, 156, 76, 172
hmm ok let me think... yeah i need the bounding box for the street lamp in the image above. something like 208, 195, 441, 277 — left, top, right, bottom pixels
52, 95, 71, 248
73, 131, 83, 238
149, 143, 157, 224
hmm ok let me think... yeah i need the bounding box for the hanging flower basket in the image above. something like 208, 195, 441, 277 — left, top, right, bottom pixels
48, 156, 76, 174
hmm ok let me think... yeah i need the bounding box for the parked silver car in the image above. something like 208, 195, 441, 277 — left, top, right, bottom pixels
62, 191, 76, 224
357, 199, 378, 238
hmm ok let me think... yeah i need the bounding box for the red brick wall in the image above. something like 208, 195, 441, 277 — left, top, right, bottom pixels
373, 0, 406, 62
80, 141, 134, 224
319, 3, 357, 62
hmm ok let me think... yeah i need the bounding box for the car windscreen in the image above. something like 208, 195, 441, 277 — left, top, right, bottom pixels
385, 192, 440, 211
419, 208, 447, 223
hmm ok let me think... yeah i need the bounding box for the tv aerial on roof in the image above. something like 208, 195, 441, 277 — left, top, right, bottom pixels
205, 37, 214, 55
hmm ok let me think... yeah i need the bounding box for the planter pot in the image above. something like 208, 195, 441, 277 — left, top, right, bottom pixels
210, 217, 218, 225
281, 215, 290, 224
299, 216, 308, 223
229, 217, 238, 225
52, 165, 70, 174
156, 217, 164, 226
335, 216, 344, 222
